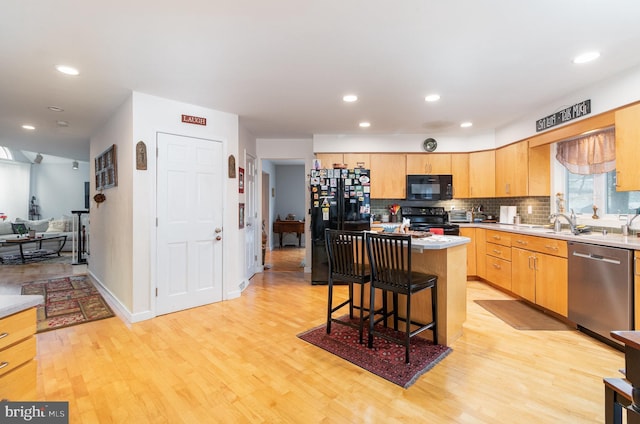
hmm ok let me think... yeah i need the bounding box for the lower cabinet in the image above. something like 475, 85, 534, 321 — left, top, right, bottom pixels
534, 253, 568, 317
0, 308, 37, 401
459, 228, 476, 276
511, 247, 536, 302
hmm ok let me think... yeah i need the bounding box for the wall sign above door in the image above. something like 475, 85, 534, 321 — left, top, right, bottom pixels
181, 114, 207, 126
536, 99, 591, 132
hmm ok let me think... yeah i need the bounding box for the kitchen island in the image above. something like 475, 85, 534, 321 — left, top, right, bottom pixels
356, 234, 470, 347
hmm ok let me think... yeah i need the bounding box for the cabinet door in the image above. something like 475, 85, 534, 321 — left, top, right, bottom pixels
511, 248, 536, 302
486, 255, 511, 291
460, 227, 476, 276
370, 154, 406, 199
344, 153, 370, 169
406, 153, 451, 174
528, 143, 551, 196
469, 150, 495, 198
451, 153, 469, 198
615, 103, 640, 191
475, 228, 486, 279
495, 142, 528, 197
535, 253, 568, 317
315, 153, 344, 168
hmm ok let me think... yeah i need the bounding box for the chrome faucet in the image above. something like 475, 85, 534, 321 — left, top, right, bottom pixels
550, 211, 578, 234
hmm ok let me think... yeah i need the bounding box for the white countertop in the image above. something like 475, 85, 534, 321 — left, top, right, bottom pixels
459, 223, 640, 250
410, 235, 471, 252
0, 295, 43, 319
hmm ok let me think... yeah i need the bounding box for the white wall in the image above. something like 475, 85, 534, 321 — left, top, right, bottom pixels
0, 159, 30, 220
29, 159, 90, 219
90, 92, 241, 323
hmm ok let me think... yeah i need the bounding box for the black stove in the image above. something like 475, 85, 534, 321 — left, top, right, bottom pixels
401, 206, 460, 235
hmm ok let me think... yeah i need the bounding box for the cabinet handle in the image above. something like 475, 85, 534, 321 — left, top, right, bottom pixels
533, 256, 539, 271
493, 235, 501, 240
0, 361, 8, 370
616, 171, 620, 187
545, 245, 558, 251
0, 332, 8, 339
493, 263, 501, 269
493, 249, 502, 254
516, 240, 527, 245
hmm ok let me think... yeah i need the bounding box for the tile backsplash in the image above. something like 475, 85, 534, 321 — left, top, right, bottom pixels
371, 197, 551, 225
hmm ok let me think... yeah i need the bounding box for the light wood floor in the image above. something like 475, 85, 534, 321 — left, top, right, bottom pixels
2, 248, 624, 423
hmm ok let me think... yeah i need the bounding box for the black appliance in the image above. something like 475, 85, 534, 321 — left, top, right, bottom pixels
406, 174, 453, 200
401, 206, 460, 235
310, 168, 371, 284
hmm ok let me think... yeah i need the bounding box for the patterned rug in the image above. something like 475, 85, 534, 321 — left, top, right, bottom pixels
297, 317, 451, 388
1, 253, 72, 265
21, 275, 115, 333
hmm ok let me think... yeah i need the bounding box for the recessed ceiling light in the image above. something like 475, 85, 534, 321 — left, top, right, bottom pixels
22, 124, 36, 130
359, 122, 371, 128
56, 120, 69, 127
425, 94, 441, 102
343, 94, 358, 102
55, 65, 79, 76
573, 51, 600, 64
460, 122, 473, 128
48, 106, 64, 112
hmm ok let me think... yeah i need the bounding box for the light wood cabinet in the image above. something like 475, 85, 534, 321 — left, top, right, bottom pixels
510, 233, 568, 317
451, 153, 469, 198
485, 230, 512, 291
406, 153, 451, 174
343, 153, 370, 169
614, 103, 640, 191
460, 227, 476, 276
370, 154, 406, 199
528, 143, 551, 196
495, 141, 528, 197
0, 308, 37, 400
469, 150, 495, 198
475, 228, 486, 279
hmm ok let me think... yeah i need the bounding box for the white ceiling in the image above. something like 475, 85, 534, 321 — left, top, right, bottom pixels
3, 1, 640, 161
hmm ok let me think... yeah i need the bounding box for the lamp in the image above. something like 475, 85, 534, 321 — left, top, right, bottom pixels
72, 160, 78, 170
34, 153, 43, 164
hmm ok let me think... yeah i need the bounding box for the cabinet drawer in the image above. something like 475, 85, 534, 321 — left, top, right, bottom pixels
0, 336, 36, 377
0, 308, 36, 350
486, 255, 512, 291
486, 242, 512, 261
0, 359, 37, 401
527, 236, 567, 258
486, 230, 511, 247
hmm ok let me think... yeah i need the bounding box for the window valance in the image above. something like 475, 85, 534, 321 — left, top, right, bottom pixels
555, 127, 615, 175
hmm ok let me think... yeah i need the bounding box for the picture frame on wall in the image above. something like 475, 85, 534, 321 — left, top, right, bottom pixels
239, 203, 245, 229
239, 167, 244, 193
95, 144, 118, 190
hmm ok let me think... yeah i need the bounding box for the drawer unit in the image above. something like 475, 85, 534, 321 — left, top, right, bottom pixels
486, 255, 512, 291
486, 230, 512, 247
512, 233, 567, 258
486, 242, 512, 261
0, 308, 38, 401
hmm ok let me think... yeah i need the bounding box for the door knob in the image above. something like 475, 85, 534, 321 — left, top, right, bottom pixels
216, 235, 222, 241
215, 228, 222, 233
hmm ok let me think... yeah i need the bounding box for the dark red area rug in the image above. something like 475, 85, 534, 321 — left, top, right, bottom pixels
297, 318, 451, 388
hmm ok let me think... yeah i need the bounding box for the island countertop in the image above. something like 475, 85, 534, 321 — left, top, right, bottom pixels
410, 235, 470, 251
0, 295, 43, 319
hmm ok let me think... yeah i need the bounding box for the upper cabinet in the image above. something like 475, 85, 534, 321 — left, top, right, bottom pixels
528, 143, 551, 196
615, 103, 640, 191
451, 153, 469, 198
315, 153, 345, 168
343, 153, 370, 169
406, 153, 451, 174
370, 154, 406, 199
469, 150, 495, 198
495, 141, 528, 197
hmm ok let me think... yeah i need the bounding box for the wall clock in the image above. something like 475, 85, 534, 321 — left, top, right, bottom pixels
422, 138, 438, 152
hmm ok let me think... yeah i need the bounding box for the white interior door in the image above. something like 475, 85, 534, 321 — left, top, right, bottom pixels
156, 133, 223, 315
244, 154, 257, 279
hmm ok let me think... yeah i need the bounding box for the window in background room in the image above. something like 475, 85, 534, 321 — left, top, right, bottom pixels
0, 146, 12, 160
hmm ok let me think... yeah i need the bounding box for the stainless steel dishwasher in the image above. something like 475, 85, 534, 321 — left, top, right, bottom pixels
568, 241, 633, 349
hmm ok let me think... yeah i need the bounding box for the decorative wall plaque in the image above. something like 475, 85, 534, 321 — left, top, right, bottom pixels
136, 141, 147, 170
228, 155, 236, 178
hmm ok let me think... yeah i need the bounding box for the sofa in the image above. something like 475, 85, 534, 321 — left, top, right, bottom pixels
0, 216, 88, 256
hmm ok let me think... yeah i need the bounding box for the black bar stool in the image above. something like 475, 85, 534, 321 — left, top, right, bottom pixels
365, 232, 438, 363
324, 229, 371, 344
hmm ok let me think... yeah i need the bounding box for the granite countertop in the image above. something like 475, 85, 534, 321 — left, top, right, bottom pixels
459, 222, 640, 250
0, 295, 43, 319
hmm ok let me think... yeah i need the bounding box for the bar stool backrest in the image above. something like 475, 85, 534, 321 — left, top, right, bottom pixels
365, 233, 412, 295
325, 229, 368, 282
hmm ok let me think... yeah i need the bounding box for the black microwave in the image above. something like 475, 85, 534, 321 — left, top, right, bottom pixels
406, 174, 453, 200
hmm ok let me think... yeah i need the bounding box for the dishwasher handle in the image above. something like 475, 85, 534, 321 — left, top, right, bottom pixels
572, 251, 622, 265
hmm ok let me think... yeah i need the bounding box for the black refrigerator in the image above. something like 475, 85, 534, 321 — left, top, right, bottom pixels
310, 167, 371, 284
